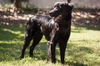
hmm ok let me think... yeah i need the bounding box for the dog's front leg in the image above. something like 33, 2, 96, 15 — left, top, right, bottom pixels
47, 25, 59, 63
48, 41, 56, 64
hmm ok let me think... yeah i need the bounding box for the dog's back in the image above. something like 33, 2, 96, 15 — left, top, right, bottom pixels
30, 14, 51, 23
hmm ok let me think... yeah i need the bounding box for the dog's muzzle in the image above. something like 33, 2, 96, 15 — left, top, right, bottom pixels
49, 10, 57, 17
49, 8, 61, 17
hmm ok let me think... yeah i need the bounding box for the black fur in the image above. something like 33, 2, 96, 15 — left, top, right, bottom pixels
20, 2, 73, 64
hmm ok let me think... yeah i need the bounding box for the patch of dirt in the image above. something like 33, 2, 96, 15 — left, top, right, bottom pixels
0, 8, 100, 27
72, 9, 100, 27
0, 8, 33, 25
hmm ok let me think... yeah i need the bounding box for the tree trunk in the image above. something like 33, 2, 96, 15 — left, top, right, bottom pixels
14, 0, 21, 9
11, 0, 14, 3
67, 0, 71, 3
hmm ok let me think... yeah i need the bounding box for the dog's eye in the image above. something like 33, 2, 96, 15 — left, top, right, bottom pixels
58, 5, 61, 8
55, 5, 61, 9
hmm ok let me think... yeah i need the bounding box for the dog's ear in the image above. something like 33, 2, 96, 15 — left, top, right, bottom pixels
54, 2, 60, 7
54, 2, 61, 8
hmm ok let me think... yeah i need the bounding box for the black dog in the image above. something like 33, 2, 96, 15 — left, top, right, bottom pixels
20, 2, 73, 64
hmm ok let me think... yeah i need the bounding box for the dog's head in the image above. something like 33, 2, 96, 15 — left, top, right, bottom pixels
49, 2, 73, 17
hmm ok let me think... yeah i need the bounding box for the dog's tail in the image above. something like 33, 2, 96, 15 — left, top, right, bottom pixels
26, 16, 39, 35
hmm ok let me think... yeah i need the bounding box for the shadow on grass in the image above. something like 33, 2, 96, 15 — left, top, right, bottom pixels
67, 43, 94, 56
66, 62, 87, 66
32, 42, 89, 66
0, 24, 24, 61
0, 24, 24, 41
72, 25, 100, 33
0, 41, 91, 66
0, 43, 22, 61
0, 24, 48, 61
29, 42, 48, 60
0, 42, 89, 66
0, 24, 99, 66
0, 24, 24, 32
0, 42, 47, 61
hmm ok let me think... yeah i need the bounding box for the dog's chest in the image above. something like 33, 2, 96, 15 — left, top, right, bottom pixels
40, 19, 57, 40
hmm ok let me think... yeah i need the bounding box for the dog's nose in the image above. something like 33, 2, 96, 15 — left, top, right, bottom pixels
49, 11, 54, 17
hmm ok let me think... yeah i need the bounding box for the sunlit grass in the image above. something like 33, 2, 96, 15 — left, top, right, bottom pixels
0, 3, 12, 8
0, 24, 100, 66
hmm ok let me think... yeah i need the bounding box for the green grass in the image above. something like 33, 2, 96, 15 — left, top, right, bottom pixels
0, 3, 12, 8
0, 24, 100, 66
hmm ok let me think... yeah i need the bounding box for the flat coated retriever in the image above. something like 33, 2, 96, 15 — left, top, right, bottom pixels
20, 2, 73, 64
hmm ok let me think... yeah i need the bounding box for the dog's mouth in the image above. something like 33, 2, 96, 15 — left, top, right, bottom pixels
49, 12, 58, 17
49, 9, 61, 17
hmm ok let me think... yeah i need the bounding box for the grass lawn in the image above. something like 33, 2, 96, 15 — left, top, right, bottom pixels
0, 24, 100, 66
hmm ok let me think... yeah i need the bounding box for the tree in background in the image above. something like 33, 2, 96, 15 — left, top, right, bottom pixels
10, 0, 21, 9
14, 0, 21, 9
67, 0, 71, 3
10, 0, 28, 9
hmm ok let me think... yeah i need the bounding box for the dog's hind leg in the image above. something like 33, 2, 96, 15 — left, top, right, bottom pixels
29, 31, 43, 57
20, 20, 35, 59
20, 28, 34, 59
